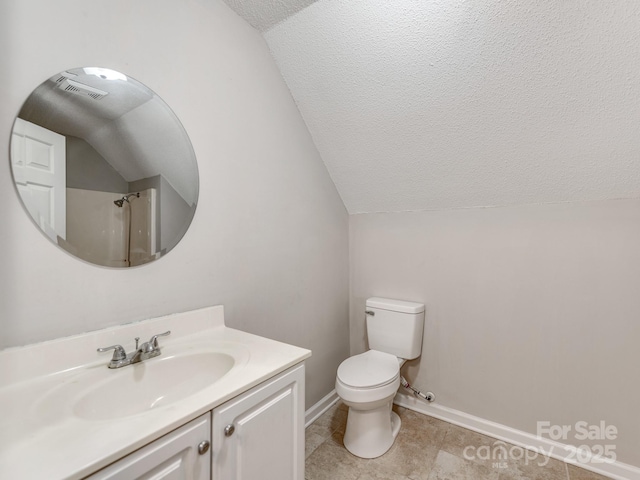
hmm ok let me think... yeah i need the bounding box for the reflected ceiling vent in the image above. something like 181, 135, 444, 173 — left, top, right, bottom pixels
54, 72, 108, 100
51, 71, 77, 84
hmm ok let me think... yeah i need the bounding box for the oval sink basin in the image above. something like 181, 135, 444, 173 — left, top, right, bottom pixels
73, 352, 234, 420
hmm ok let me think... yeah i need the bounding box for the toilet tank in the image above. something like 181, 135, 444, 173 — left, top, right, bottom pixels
366, 297, 425, 360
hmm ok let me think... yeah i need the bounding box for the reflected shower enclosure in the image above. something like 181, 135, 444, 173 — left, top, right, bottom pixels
65, 188, 157, 267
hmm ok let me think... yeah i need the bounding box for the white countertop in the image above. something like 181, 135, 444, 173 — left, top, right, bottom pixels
0, 306, 311, 479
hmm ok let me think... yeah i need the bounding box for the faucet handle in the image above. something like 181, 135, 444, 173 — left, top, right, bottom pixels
97, 344, 127, 362
149, 330, 171, 349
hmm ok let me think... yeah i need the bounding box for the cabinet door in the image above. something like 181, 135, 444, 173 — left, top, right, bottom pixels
88, 413, 211, 480
212, 363, 305, 480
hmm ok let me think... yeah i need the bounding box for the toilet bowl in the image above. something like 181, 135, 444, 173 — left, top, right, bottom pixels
335, 297, 425, 459
336, 350, 403, 458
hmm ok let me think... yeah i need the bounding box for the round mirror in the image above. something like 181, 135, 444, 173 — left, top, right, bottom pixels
10, 67, 199, 267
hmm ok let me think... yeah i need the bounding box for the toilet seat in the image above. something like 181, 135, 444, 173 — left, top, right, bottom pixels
337, 350, 399, 389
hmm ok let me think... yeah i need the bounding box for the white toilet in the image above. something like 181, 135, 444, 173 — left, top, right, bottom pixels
336, 297, 425, 458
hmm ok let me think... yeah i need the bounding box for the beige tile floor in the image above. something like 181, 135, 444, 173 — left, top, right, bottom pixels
305, 402, 613, 480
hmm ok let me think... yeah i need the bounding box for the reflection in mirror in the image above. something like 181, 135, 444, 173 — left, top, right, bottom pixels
10, 67, 199, 267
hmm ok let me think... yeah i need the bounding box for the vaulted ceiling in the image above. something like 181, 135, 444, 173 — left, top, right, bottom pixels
225, 1, 640, 214
222, 0, 319, 32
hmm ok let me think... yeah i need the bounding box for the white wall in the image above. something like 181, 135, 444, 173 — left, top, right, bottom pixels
350, 199, 640, 467
0, 0, 350, 407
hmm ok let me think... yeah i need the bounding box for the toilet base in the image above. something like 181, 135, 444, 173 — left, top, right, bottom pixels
343, 402, 401, 459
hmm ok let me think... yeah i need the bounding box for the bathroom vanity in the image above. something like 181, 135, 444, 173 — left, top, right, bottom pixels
0, 306, 310, 479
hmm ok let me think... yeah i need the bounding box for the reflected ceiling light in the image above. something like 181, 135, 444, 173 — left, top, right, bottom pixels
82, 67, 127, 81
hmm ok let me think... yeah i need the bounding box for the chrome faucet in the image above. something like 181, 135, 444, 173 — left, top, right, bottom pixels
97, 331, 171, 368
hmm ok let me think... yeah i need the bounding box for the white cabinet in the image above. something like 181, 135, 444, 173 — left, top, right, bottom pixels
87, 413, 211, 480
87, 363, 305, 480
212, 363, 305, 480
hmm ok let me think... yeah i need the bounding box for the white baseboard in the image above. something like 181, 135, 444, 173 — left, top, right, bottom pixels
305, 389, 340, 428
394, 392, 640, 480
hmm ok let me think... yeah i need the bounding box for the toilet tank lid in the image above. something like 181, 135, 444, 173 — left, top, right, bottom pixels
366, 297, 425, 314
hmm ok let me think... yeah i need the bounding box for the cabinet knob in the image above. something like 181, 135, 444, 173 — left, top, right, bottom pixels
224, 424, 235, 437
197, 440, 210, 455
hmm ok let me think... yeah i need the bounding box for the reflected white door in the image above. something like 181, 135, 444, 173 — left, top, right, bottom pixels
11, 118, 66, 241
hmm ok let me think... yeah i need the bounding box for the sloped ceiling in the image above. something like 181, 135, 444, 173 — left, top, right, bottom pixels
228, 1, 640, 214
222, 0, 319, 32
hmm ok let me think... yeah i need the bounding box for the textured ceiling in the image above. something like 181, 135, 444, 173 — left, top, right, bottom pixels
260, 0, 640, 214
222, 0, 319, 31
